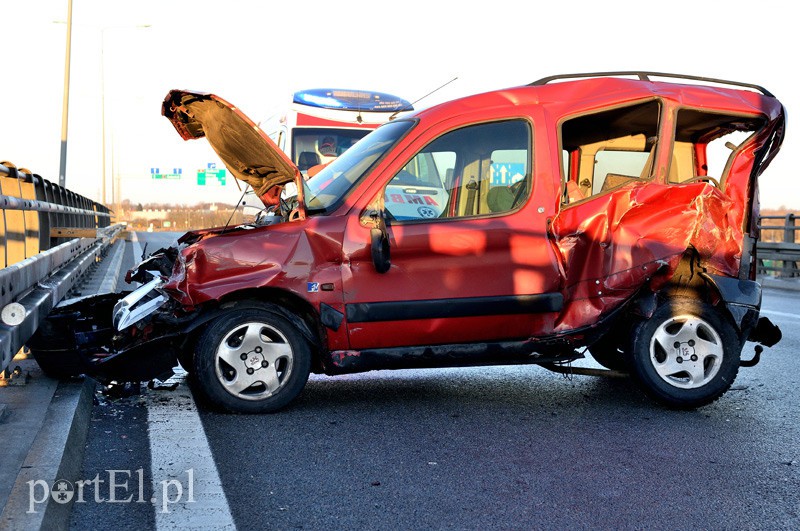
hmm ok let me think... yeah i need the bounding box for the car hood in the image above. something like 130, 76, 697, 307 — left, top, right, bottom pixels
162, 89, 304, 210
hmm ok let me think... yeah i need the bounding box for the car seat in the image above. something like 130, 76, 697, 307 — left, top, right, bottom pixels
298, 151, 321, 172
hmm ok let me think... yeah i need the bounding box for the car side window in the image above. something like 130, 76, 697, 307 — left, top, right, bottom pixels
669, 109, 765, 188
560, 101, 660, 204
385, 120, 531, 222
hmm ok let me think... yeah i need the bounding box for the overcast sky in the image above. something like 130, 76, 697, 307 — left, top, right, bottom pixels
1, 0, 798, 209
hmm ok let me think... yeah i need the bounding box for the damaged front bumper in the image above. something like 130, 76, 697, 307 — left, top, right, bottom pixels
27, 287, 183, 384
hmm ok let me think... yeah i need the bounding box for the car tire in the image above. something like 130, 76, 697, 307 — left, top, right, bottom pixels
626, 297, 740, 409
177, 348, 194, 374
177, 333, 198, 375
588, 333, 628, 371
192, 305, 312, 413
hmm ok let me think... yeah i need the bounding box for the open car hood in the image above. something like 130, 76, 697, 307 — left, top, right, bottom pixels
162, 90, 304, 210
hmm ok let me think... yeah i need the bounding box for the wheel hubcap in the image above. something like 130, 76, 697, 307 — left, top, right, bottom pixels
214, 322, 294, 400
649, 315, 723, 389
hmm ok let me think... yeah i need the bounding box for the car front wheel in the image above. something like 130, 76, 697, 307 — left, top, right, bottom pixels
193, 305, 311, 413
627, 298, 740, 409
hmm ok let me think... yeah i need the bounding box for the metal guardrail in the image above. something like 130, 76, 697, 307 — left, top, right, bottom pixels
0, 161, 119, 374
757, 213, 800, 278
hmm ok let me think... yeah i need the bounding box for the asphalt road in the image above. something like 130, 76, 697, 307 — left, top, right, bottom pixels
69, 231, 799, 530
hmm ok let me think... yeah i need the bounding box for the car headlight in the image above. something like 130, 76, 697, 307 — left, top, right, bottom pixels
112, 275, 169, 331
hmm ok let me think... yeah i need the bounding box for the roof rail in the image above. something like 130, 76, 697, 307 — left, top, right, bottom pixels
529, 71, 773, 98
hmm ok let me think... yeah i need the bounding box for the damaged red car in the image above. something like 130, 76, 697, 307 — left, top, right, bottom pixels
29, 72, 785, 413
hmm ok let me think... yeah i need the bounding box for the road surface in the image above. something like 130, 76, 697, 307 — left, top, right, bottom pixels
68, 231, 800, 530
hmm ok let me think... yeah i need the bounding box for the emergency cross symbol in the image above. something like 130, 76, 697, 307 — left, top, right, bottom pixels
417, 206, 437, 218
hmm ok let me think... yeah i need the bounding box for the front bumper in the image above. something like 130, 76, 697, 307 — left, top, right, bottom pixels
27, 292, 180, 382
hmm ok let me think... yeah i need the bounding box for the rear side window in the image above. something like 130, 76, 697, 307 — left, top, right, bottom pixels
385, 120, 531, 222
561, 101, 660, 203
669, 109, 766, 187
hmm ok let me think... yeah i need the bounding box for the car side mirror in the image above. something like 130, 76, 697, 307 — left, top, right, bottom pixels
367, 210, 391, 273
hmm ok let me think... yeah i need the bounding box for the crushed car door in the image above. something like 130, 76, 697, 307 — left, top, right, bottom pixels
341, 119, 563, 350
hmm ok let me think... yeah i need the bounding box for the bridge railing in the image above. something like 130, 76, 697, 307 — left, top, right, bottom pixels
0, 161, 120, 375
758, 213, 800, 278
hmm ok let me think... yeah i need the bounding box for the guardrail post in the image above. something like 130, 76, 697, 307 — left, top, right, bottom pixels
783, 213, 797, 277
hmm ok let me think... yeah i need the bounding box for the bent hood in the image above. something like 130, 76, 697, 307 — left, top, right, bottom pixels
162, 89, 304, 210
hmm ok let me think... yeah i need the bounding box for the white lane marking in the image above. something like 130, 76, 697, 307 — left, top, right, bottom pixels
147, 370, 236, 529
760, 309, 800, 320
131, 231, 143, 264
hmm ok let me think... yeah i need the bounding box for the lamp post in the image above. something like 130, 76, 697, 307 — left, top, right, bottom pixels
58, 0, 73, 188
100, 24, 151, 207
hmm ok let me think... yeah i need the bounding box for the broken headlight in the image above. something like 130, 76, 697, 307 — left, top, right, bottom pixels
112, 274, 168, 331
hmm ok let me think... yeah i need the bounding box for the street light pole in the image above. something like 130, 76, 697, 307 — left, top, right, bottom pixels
101, 27, 107, 205
58, 0, 73, 188
100, 24, 150, 209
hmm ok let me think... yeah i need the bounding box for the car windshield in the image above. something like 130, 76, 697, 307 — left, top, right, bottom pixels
303, 120, 414, 212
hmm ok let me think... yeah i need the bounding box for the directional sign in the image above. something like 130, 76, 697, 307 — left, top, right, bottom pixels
490, 163, 525, 186
151, 167, 183, 179
197, 168, 227, 186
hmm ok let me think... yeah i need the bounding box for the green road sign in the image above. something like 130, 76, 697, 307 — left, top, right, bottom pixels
197, 168, 227, 185
151, 167, 183, 179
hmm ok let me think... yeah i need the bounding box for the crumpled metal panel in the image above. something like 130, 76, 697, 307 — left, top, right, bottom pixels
161, 217, 350, 348
164, 226, 301, 306
161, 90, 304, 209
545, 79, 786, 334
550, 182, 742, 332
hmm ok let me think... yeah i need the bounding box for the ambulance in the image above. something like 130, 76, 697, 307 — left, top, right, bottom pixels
259, 88, 412, 177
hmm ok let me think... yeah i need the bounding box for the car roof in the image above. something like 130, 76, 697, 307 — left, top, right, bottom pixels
411, 72, 784, 125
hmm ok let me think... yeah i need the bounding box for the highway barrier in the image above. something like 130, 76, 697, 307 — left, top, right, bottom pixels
0, 161, 118, 375
758, 213, 800, 277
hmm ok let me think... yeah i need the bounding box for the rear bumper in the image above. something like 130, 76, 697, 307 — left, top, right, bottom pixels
702, 273, 782, 347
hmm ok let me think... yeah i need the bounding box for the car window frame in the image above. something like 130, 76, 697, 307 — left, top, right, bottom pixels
378, 118, 534, 226
557, 97, 664, 208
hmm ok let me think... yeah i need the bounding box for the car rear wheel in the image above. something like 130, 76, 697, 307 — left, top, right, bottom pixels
193, 305, 311, 413
626, 298, 740, 409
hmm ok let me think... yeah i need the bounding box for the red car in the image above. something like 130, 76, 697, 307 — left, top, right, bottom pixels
30, 72, 784, 413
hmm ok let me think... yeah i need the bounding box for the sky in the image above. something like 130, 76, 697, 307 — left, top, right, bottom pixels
1, 0, 798, 209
